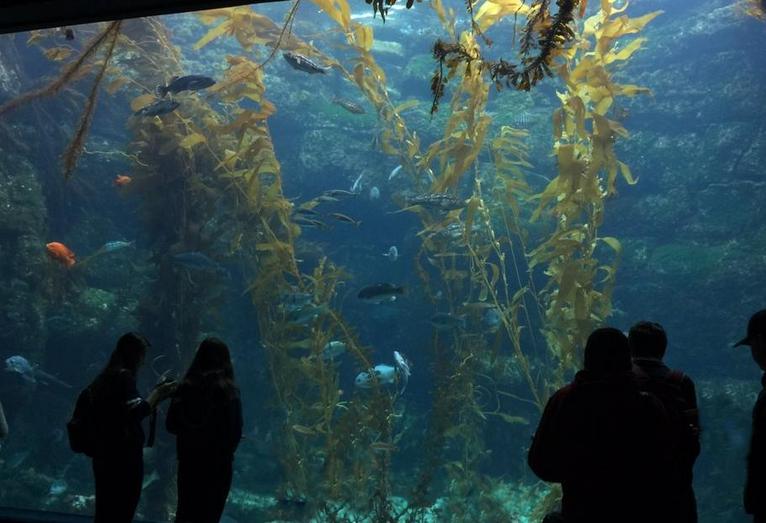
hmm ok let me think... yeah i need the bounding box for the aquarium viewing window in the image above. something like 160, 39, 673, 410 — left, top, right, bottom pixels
0, 0, 764, 521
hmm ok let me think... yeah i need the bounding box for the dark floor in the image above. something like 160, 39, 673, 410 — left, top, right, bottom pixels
0, 507, 158, 523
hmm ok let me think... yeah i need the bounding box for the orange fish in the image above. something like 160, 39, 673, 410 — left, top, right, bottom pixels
46, 242, 76, 268
113, 175, 132, 187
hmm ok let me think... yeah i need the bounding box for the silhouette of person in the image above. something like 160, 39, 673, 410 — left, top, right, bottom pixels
528, 327, 673, 523
0, 399, 7, 441
167, 337, 243, 523
89, 332, 175, 523
630, 321, 700, 522
735, 309, 766, 523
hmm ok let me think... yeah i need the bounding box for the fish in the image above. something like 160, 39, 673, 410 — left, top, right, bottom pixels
171, 252, 225, 273
329, 213, 361, 227
429, 312, 467, 331
406, 193, 466, 211
6, 450, 30, 468
370, 441, 398, 453
283, 52, 329, 74
358, 283, 404, 304
369, 186, 380, 200
323, 189, 357, 199
382, 246, 398, 261
102, 240, 134, 253
280, 290, 314, 307
295, 216, 330, 230
46, 242, 76, 268
355, 364, 397, 388
388, 164, 403, 181
483, 307, 502, 330
322, 340, 347, 361
294, 207, 321, 217
332, 97, 365, 114
285, 303, 329, 325
4, 355, 72, 388
63, 28, 75, 41
156, 75, 215, 97
113, 175, 132, 187
134, 99, 180, 117
393, 350, 411, 393
49, 479, 68, 496
317, 195, 340, 203
350, 173, 364, 193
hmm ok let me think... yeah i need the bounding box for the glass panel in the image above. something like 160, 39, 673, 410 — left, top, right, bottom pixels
0, 0, 764, 521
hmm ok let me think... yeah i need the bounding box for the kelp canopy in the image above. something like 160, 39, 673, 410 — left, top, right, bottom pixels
0, 0, 660, 519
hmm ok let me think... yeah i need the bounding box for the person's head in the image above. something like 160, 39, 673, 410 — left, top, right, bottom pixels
104, 332, 150, 376
183, 337, 236, 391
628, 321, 667, 359
735, 309, 766, 371
584, 327, 632, 375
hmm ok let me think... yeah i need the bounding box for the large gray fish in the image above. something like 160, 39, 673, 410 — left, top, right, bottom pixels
358, 283, 404, 304
429, 312, 467, 331
283, 52, 329, 74
332, 97, 365, 114
4, 355, 72, 388
134, 99, 180, 117
406, 193, 466, 211
156, 75, 215, 97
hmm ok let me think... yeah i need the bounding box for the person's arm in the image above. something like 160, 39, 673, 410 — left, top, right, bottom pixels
0, 400, 8, 440
119, 371, 152, 420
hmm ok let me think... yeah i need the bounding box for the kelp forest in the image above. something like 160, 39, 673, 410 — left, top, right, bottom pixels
0, 0, 665, 520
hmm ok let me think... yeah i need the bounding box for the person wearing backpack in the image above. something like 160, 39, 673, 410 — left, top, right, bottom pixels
734, 309, 766, 523
166, 337, 242, 523
629, 321, 700, 523
82, 332, 175, 523
528, 327, 673, 523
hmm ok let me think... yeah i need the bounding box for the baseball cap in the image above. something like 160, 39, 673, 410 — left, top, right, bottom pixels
734, 309, 766, 347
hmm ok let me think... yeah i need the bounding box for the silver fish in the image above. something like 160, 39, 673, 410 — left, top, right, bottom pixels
283, 52, 329, 74
406, 193, 465, 211
382, 246, 398, 261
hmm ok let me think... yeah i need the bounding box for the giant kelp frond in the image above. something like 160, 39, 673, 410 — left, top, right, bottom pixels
62, 22, 122, 180
0, 21, 121, 117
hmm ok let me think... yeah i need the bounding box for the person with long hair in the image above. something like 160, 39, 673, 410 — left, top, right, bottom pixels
89, 332, 175, 523
167, 337, 243, 523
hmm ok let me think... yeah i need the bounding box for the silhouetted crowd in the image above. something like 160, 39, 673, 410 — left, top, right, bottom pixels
2, 310, 765, 522
529, 309, 766, 523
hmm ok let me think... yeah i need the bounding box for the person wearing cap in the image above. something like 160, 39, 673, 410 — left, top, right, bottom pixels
528, 327, 673, 523
736, 309, 766, 522
629, 321, 700, 522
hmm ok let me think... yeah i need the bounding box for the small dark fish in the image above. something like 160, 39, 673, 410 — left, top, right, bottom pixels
332, 97, 365, 114
295, 217, 330, 230
358, 283, 404, 303
63, 28, 75, 40
323, 189, 358, 199
329, 213, 361, 227
406, 193, 466, 211
157, 75, 215, 97
171, 251, 225, 272
134, 99, 180, 117
429, 312, 466, 331
283, 52, 329, 74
